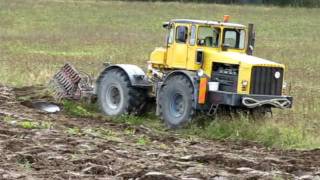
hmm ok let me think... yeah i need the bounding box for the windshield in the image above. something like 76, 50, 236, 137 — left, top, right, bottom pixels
197, 26, 245, 49
197, 26, 220, 47
223, 28, 245, 49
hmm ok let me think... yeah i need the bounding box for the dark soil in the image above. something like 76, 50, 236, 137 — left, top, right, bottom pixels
0, 85, 319, 180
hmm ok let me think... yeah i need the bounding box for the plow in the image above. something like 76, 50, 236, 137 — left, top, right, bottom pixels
50, 16, 292, 128
49, 63, 94, 101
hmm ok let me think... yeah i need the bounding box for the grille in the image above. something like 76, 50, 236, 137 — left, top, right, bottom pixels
250, 66, 283, 95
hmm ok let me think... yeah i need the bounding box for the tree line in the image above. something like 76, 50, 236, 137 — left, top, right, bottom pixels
119, 0, 319, 7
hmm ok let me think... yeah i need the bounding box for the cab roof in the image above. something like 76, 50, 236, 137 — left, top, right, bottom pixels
169, 19, 246, 28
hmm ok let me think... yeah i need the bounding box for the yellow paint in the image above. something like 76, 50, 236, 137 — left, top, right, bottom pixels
150, 47, 166, 65
149, 20, 285, 95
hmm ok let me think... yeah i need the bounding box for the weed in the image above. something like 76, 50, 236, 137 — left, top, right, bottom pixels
18, 160, 32, 171
115, 115, 145, 126
1, 116, 17, 124
83, 127, 123, 142
19, 120, 52, 129
159, 143, 169, 150
63, 100, 95, 117
66, 127, 81, 135
124, 127, 136, 136
136, 135, 151, 146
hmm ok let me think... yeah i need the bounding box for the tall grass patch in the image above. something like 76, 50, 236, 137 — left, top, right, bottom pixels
183, 117, 320, 149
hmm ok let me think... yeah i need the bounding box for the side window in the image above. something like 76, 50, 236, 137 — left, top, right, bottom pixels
223, 29, 245, 49
239, 30, 245, 49
176, 26, 188, 43
224, 31, 237, 48
189, 25, 196, 46
168, 28, 174, 44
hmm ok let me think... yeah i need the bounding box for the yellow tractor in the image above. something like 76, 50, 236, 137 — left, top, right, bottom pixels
54, 16, 292, 128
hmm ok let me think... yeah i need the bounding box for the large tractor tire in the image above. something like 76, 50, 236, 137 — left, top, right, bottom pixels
159, 75, 195, 128
97, 68, 147, 116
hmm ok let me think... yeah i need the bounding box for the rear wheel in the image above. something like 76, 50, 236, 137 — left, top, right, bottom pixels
159, 75, 195, 128
97, 68, 147, 116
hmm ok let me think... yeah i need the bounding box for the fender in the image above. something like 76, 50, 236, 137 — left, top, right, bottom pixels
96, 64, 151, 91
163, 70, 197, 89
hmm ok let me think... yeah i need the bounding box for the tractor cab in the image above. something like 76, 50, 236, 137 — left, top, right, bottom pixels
150, 16, 255, 72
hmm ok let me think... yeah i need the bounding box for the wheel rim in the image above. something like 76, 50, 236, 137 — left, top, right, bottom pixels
106, 84, 121, 110
169, 93, 185, 118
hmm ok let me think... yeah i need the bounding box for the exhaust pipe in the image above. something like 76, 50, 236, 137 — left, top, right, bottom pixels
246, 23, 255, 55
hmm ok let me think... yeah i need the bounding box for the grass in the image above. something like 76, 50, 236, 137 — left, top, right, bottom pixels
62, 100, 97, 117
66, 127, 82, 135
19, 120, 53, 129
181, 117, 319, 149
0, 0, 319, 149
61, 100, 319, 149
1, 116, 53, 129
136, 135, 151, 146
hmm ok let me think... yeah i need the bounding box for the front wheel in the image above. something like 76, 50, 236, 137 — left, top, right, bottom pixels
159, 75, 195, 128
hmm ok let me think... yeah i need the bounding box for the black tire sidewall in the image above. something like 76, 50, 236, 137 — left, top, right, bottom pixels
98, 70, 130, 116
160, 76, 194, 128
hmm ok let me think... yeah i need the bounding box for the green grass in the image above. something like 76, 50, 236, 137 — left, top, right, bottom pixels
181, 117, 319, 149
136, 135, 151, 146
62, 100, 97, 117
60, 100, 319, 149
19, 120, 53, 129
1, 115, 52, 129
1, 0, 319, 149
66, 127, 82, 135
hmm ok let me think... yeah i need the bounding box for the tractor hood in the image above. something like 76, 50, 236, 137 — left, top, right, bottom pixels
210, 51, 284, 68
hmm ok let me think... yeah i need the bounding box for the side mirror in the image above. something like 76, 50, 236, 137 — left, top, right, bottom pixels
162, 22, 172, 29
222, 44, 230, 51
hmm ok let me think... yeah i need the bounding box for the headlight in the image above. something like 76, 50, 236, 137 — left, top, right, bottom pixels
274, 71, 281, 79
197, 69, 204, 77
242, 80, 248, 87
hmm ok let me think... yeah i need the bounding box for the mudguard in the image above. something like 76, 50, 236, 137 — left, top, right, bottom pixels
164, 70, 199, 106
163, 70, 197, 89
96, 64, 151, 90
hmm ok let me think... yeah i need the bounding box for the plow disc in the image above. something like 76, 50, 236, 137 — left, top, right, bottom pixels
49, 63, 94, 101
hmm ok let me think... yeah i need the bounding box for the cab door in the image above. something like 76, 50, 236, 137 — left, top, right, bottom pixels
166, 25, 188, 68
186, 24, 201, 70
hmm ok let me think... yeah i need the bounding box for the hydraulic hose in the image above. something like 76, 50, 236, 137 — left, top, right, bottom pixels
242, 97, 291, 109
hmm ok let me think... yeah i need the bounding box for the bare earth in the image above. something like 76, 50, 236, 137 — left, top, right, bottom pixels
0, 85, 319, 180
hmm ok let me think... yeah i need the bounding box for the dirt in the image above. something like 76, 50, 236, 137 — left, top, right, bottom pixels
0, 85, 319, 180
